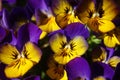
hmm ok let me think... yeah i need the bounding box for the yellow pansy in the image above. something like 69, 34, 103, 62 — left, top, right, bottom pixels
32, 10, 60, 39
0, 42, 42, 78
52, 0, 82, 29
46, 56, 68, 80
77, 0, 119, 33
49, 33, 88, 64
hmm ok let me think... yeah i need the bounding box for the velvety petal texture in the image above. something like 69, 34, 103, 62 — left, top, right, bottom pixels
17, 22, 42, 50
0, 42, 42, 78
51, 0, 81, 28
0, 43, 19, 65
27, 0, 48, 11
65, 57, 91, 80
64, 22, 89, 39
91, 62, 114, 80
49, 33, 88, 64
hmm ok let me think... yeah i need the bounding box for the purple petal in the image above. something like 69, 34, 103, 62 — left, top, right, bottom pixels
24, 75, 41, 80
1, 9, 10, 29
65, 57, 91, 80
2, 30, 17, 45
91, 62, 114, 80
9, 30, 17, 45
27, 0, 48, 11
17, 22, 42, 50
0, 26, 6, 42
48, 29, 64, 37
64, 22, 90, 39
113, 63, 120, 80
106, 47, 114, 61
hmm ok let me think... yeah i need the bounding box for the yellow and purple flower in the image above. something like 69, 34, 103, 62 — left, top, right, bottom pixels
0, 22, 42, 78
49, 22, 89, 64
51, 0, 82, 29
76, 0, 119, 33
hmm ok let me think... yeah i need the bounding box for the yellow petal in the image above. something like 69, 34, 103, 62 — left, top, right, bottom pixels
103, 34, 118, 48
53, 36, 88, 64
46, 65, 66, 80
102, 0, 119, 20
113, 34, 120, 45
0, 44, 19, 65
49, 33, 67, 54
39, 31, 47, 40
93, 76, 106, 80
69, 36, 88, 56
92, 47, 107, 62
39, 16, 60, 33
5, 58, 33, 78
98, 19, 115, 33
77, 0, 95, 24
22, 42, 42, 63
108, 56, 120, 68
52, 0, 72, 15
56, 13, 82, 29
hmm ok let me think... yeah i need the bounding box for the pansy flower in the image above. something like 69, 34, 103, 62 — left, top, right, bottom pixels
76, 0, 119, 33
92, 46, 120, 68
49, 22, 89, 64
0, 22, 42, 78
29, 0, 60, 39
46, 56, 68, 80
65, 57, 91, 80
51, 0, 82, 29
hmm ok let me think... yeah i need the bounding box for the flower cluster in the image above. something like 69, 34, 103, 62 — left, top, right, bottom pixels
0, 0, 120, 80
